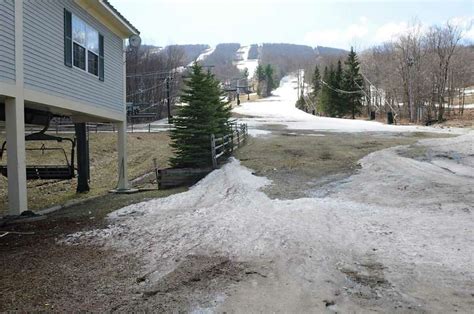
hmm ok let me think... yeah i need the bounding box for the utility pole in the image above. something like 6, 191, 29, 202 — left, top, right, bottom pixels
166, 77, 171, 124
407, 57, 415, 122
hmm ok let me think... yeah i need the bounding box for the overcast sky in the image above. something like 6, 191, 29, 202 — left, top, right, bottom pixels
110, 0, 474, 50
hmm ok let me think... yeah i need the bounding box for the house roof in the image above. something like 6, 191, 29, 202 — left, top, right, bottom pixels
101, 0, 140, 35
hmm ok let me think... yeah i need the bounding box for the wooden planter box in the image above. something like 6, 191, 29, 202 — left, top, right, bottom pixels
158, 167, 212, 189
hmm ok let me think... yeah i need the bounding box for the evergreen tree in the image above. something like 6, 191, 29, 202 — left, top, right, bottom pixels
334, 60, 346, 117
319, 66, 331, 115
255, 64, 266, 96
342, 47, 364, 119
255, 64, 265, 82
264, 64, 275, 96
310, 66, 321, 102
326, 64, 339, 117
170, 63, 231, 168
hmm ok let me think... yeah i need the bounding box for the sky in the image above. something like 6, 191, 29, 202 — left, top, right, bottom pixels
110, 0, 474, 50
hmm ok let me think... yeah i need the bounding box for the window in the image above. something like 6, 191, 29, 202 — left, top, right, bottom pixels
72, 15, 99, 76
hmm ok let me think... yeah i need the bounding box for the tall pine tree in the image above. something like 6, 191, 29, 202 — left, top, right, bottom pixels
327, 64, 339, 117
170, 63, 231, 168
319, 66, 331, 115
310, 66, 321, 113
342, 47, 364, 119
264, 64, 275, 96
311, 66, 321, 103
334, 60, 346, 117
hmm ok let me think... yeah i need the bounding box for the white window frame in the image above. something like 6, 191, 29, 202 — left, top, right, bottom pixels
72, 15, 99, 77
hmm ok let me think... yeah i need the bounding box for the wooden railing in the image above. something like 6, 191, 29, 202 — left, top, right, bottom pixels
154, 122, 249, 189
211, 123, 248, 169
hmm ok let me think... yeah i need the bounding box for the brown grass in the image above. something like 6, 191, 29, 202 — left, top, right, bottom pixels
0, 132, 173, 215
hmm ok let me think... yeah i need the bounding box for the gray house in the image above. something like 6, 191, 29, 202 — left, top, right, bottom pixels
0, 0, 139, 215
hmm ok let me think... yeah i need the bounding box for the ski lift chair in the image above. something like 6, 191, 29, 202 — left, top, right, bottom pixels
0, 129, 76, 180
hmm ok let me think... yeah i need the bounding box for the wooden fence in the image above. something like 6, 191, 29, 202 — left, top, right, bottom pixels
211, 123, 248, 168
158, 123, 248, 189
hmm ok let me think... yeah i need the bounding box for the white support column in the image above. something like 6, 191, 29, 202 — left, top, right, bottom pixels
116, 121, 129, 191
5, 97, 28, 215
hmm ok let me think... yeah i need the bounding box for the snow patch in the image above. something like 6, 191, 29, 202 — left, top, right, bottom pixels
248, 129, 271, 137
233, 75, 469, 134
189, 47, 215, 66
61, 133, 474, 290
234, 45, 259, 79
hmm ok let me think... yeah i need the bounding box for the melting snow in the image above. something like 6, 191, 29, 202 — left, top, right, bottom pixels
233, 76, 469, 134
61, 74, 474, 311
247, 129, 271, 137
62, 132, 474, 287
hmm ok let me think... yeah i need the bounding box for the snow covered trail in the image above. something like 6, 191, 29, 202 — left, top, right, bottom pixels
234, 45, 259, 79
63, 132, 474, 312
234, 76, 469, 135
188, 46, 215, 66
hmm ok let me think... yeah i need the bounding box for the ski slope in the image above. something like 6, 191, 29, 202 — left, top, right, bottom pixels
234, 76, 468, 134
234, 45, 259, 79
188, 46, 215, 66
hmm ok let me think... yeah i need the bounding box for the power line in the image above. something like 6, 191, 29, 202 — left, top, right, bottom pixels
126, 69, 180, 78
320, 79, 364, 95
359, 71, 398, 115
126, 80, 167, 98
126, 63, 215, 79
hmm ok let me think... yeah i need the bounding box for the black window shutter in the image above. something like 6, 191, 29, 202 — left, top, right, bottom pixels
64, 9, 72, 67
99, 34, 104, 81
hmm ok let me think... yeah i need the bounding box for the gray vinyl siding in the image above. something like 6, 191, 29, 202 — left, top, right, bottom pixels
0, 0, 15, 83
23, 0, 124, 115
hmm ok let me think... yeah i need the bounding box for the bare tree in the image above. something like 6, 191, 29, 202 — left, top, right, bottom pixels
426, 22, 462, 121
360, 20, 472, 125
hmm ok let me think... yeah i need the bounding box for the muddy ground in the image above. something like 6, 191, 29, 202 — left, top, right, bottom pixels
0, 189, 180, 312
235, 128, 452, 199
0, 129, 460, 312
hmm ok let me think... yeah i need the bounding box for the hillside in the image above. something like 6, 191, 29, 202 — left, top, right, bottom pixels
133, 42, 348, 82
162, 44, 210, 65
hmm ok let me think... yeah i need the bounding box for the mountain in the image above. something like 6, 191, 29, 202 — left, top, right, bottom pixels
314, 46, 348, 57
133, 43, 349, 82
162, 44, 210, 65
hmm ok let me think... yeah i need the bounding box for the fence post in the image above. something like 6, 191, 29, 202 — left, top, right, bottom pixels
210, 134, 217, 169
236, 129, 240, 146
148, 123, 151, 133
153, 158, 159, 189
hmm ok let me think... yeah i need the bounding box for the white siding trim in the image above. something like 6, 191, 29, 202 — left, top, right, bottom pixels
24, 87, 125, 122
0, 81, 17, 98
